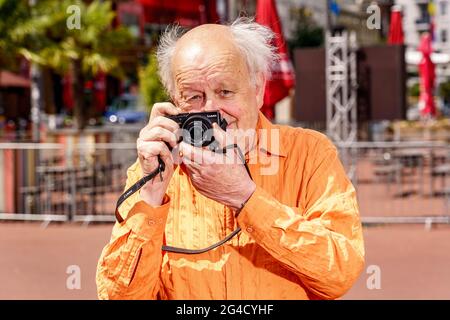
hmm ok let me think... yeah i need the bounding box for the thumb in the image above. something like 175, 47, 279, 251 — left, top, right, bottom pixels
212, 122, 227, 149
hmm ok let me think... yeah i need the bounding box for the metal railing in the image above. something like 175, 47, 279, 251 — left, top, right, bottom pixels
335, 141, 450, 226
0, 142, 136, 224
0, 141, 449, 226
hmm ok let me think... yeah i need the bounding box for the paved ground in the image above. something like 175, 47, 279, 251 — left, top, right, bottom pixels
344, 224, 450, 299
0, 222, 449, 300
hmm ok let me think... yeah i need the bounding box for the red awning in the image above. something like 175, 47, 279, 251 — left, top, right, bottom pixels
137, 0, 219, 26
0, 70, 30, 88
139, 0, 203, 12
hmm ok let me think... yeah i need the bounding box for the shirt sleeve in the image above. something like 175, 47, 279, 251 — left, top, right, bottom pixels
236, 143, 365, 300
96, 160, 170, 300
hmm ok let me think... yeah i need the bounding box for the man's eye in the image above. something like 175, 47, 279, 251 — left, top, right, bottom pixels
220, 90, 233, 97
188, 94, 203, 102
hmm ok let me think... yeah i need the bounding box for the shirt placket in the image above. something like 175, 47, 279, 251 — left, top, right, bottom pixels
223, 160, 260, 300
223, 205, 241, 299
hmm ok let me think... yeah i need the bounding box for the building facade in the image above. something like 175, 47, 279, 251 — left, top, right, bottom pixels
434, 0, 450, 53
395, 0, 450, 85
396, 0, 450, 53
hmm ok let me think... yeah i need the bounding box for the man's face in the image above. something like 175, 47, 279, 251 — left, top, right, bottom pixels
170, 25, 265, 133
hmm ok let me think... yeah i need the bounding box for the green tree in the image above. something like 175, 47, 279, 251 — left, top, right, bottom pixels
138, 51, 168, 113
0, 0, 29, 69
409, 83, 420, 98
6, 0, 134, 130
439, 80, 450, 105
288, 6, 324, 51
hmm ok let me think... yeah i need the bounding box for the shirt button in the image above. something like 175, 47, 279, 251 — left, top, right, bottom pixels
148, 219, 155, 226
246, 226, 254, 233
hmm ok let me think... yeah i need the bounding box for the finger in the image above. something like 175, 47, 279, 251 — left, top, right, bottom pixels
158, 143, 175, 168
212, 122, 227, 149
179, 142, 217, 165
150, 102, 180, 119
180, 156, 202, 173
211, 123, 241, 163
139, 126, 178, 148
181, 142, 229, 166
147, 116, 180, 133
213, 123, 248, 164
138, 140, 172, 160
138, 141, 173, 174
171, 144, 183, 165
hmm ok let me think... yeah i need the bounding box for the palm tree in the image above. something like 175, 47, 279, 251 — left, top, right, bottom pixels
7, 0, 134, 130
0, 1, 29, 68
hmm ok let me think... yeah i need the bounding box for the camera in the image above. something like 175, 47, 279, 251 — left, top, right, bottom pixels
166, 111, 228, 148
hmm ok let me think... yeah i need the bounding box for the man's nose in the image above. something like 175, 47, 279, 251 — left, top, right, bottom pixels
202, 99, 217, 112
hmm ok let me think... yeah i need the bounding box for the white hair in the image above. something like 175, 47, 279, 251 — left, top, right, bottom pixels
156, 17, 279, 96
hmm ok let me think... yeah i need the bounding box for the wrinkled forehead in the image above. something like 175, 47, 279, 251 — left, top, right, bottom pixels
171, 27, 249, 85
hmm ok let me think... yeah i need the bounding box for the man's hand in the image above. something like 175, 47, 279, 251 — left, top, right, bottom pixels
137, 102, 180, 207
179, 123, 256, 211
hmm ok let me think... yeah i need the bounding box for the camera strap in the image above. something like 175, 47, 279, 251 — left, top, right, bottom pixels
114, 156, 165, 224
114, 144, 252, 254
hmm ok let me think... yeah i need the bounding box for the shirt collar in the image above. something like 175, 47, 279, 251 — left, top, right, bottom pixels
252, 112, 287, 158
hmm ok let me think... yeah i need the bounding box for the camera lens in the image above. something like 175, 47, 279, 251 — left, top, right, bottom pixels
182, 115, 213, 147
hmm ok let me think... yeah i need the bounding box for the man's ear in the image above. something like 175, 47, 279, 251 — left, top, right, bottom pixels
255, 72, 266, 110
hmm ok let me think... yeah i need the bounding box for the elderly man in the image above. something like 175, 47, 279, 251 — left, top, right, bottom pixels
96, 18, 364, 300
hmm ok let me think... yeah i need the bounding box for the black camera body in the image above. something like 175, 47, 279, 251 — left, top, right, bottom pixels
166, 111, 228, 148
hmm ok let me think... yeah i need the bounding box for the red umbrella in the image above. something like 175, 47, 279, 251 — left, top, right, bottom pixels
388, 5, 404, 45
256, 0, 295, 120
418, 33, 436, 118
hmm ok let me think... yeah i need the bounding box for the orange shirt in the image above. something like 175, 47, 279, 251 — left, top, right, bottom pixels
96, 112, 365, 300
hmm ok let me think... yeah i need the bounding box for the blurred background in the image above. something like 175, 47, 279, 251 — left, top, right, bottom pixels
0, 0, 449, 299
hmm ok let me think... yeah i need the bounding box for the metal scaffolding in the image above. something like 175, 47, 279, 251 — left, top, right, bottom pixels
326, 30, 358, 180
